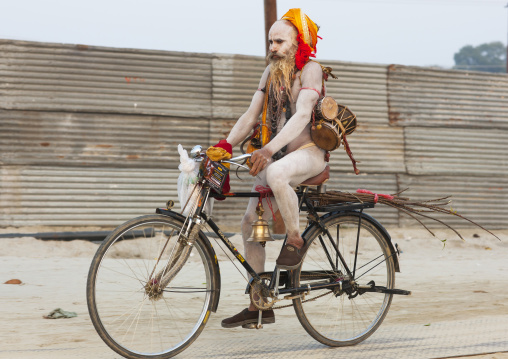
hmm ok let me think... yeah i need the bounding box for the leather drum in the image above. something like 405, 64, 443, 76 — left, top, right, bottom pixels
336, 104, 357, 136
314, 96, 339, 122
311, 103, 357, 152
311, 121, 341, 151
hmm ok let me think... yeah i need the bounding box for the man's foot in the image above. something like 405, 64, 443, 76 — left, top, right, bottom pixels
221, 308, 275, 328
276, 242, 309, 270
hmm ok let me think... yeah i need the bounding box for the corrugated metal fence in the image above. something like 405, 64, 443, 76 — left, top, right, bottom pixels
1, 40, 507, 230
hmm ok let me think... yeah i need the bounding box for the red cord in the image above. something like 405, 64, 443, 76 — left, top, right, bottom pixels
255, 185, 276, 221
356, 189, 394, 203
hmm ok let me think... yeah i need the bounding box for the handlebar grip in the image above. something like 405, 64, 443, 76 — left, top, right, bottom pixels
227, 153, 252, 163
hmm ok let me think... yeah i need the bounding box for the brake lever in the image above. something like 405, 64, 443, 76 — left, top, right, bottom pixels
221, 154, 261, 179
222, 160, 250, 171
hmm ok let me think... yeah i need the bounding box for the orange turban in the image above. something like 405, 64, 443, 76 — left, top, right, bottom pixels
280, 8, 319, 69
281, 8, 319, 54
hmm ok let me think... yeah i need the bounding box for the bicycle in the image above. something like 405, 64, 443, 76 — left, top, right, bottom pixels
86, 145, 411, 359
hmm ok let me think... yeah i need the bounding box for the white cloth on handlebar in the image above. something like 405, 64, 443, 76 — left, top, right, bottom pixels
177, 144, 198, 216
178, 144, 197, 174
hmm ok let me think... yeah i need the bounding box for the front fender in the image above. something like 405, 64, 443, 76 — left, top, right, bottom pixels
155, 208, 222, 312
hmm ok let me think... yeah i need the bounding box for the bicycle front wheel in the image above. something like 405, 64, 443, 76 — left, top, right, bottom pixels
87, 215, 216, 359
293, 212, 395, 346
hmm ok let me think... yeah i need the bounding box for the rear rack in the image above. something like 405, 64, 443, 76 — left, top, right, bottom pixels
302, 201, 375, 213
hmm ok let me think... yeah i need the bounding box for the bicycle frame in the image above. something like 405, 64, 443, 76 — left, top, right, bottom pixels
158, 180, 400, 298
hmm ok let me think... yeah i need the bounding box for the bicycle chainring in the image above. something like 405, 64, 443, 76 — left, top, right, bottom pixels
249, 273, 277, 311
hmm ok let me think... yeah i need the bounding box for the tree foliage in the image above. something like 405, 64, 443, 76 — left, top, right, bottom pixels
453, 41, 507, 73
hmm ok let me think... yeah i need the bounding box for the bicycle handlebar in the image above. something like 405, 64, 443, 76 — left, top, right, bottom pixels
189, 144, 252, 170
221, 153, 251, 171
226, 153, 252, 162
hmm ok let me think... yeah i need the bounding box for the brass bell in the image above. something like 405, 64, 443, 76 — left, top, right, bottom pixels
247, 203, 274, 245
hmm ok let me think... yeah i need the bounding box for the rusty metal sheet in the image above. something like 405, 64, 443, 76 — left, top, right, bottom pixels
0, 109, 210, 169
398, 174, 507, 230
330, 125, 404, 174
212, 54, 266, 119
405, 127, 508, 177
387, 65, 508, 129
324, 61, 389, 126
0, 166, 179, 227
0, 40, 213, 118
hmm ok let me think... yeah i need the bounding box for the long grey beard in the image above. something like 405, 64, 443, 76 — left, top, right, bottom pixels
267, 52, 296, 103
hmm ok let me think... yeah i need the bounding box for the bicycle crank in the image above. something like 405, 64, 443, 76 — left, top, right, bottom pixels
249, 273, 280, 310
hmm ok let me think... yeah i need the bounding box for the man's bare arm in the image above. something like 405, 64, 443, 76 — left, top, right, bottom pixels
226, 66, 270, 148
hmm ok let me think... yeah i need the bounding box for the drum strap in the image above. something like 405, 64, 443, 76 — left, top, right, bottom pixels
336, 120, 360, 175
295, 142, 317, 151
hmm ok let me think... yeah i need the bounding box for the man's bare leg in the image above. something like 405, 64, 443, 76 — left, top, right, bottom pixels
241, 191, 281, 311
223, 147, 324, 326
266, 146, 325, 263
222, 171, 279, 326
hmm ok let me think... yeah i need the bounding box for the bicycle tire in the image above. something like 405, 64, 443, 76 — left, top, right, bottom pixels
87, 214, 217, 359
293, 212, 395, 346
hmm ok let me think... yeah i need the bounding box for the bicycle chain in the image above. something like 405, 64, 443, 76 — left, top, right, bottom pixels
270, 290, 333, 310
250, 273, 335, 310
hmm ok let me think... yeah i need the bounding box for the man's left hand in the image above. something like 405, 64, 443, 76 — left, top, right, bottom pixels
249, 148, 272, 176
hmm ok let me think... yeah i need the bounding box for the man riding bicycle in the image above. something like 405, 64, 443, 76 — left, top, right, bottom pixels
214, 9, 332, 328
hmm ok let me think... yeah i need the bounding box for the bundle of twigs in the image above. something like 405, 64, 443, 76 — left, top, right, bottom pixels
308, 188, 500, 241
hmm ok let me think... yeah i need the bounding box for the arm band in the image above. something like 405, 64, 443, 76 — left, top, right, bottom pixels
300, 87, 321, 96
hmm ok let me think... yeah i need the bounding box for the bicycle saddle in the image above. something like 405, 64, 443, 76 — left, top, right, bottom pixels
300, 165, 330, 186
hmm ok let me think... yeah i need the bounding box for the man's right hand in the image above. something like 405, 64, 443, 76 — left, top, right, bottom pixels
249, 148, 272, 176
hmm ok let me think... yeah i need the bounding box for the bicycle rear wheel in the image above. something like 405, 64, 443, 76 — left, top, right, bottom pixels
87, 215, 216, 359
293, 212, 395, 346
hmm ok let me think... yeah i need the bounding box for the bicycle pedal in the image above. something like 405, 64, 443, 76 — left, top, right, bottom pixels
242, 323, 262, 329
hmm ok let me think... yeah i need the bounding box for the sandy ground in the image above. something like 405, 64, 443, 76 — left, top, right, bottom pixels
1, 226, 507, 358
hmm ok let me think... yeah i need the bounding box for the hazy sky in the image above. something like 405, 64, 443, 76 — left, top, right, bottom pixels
1, 0, 507, 68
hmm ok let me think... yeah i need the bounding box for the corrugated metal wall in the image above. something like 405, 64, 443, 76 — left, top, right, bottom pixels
0, 110, 210, 168
0, 166, 179, 227
387, 65, 508, 129
1, 40, 507, 230
387, 65, 508, 229
0, 39, 213, 228
0, 40, 213, 117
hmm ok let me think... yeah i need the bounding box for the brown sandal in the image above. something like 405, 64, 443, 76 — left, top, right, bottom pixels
221, 308, 275, 328
276, 243, 308, 270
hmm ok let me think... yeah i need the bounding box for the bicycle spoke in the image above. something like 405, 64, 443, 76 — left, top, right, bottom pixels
88, 216, 215, 357
294, 214, 395, 346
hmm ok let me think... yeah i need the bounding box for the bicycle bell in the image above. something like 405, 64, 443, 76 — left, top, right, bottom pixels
248, 203, 274, 244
